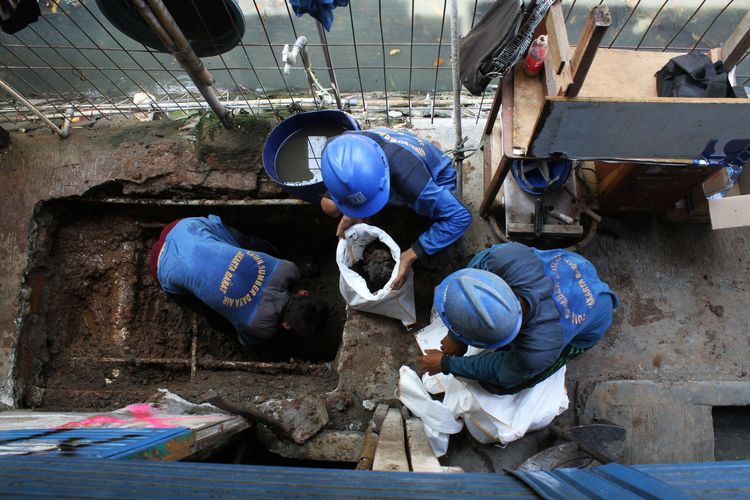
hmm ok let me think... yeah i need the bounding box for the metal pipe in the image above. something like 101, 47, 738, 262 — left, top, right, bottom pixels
91, 197, 307, 206
0, 76, 66, 137
131, 0, 231, 127
316, 22, 343, 109
72, 356, 332, 376
450, 0, 463, 200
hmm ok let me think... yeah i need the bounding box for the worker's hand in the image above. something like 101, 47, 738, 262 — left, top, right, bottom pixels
440, 334, 468, 356
336, 215, 363, 239
417, 349, 444, 375
390, 248, 418, 291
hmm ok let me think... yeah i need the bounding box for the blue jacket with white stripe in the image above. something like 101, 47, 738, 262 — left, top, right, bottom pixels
353, 129, 472, 257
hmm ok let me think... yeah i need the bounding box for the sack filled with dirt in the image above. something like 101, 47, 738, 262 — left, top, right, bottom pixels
349, 240, 395, 293
336, 224, 416, 327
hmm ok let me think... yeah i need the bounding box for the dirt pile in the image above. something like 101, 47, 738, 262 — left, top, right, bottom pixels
350, 240, 395, 293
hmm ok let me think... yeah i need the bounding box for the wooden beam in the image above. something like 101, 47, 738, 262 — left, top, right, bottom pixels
480, 153, 512, 218
356, 404, 389, 470
507, 223, 584, 236
372, 409, 409, 472
545, 1, 573, 95
566, 6, 611, 97
405, 418, 443, 472
482, 81, 504, 136
721, 9, 750, 68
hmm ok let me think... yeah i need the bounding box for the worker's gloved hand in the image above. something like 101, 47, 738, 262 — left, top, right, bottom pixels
390, 248, 417, 290
336, 215, 363, 239
417, 349, 443, 375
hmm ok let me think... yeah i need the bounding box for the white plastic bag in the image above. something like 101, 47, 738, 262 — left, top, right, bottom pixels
398, 318, 569, 454
337, 223, 416, 326
397, 366, 463, 456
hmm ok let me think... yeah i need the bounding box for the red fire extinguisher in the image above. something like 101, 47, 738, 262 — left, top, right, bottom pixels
524, 35, 548, 77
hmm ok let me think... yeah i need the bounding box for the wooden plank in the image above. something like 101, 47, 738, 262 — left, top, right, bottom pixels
528, 97, 750, 160
567, 6, 611, 97
372, 404, 389, 433
483, 130, 492, 195
722, 9, 750, 68
596, 163, 646, 203
482, 81, 504, 136
500, 70, 515, 156
405, 418, 443, 472
480, 154, 512, 218
577, 49, 686, 98
512, 65, 545, 156
545, 1, 573, 95
507, 223, 584, 236
372, 409, 409, 472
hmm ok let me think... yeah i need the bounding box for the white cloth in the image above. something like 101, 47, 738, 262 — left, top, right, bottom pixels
398, 319, 569, 455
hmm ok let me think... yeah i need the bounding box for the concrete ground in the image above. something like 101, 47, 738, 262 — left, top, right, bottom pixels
0, 114, 748, 469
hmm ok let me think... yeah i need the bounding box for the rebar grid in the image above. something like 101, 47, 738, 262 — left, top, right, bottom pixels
0, 0, 745, 127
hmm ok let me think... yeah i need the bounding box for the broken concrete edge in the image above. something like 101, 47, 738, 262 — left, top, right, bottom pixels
581, 380, 750, 464
257, 425, 366, 463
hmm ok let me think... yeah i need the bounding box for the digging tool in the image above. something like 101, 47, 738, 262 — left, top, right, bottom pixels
548, 424, 618, 464
202, 393, 291, 439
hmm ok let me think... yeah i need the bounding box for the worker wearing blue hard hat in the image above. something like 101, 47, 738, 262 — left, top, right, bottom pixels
418, 242, 618, 394
319, 128, 472, 289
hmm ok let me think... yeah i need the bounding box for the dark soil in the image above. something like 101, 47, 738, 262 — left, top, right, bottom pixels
349, 241, 395, 293
17, 200, 343, 414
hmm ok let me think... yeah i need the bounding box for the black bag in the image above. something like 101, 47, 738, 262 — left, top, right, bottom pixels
459, 0, 524, 95
655, 52, 747, 98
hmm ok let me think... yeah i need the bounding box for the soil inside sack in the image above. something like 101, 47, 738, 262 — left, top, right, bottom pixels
350, 240, 395, 293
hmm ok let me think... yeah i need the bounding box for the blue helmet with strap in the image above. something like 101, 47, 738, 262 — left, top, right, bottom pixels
434, 269, 523, 349
321, 134, 390, 218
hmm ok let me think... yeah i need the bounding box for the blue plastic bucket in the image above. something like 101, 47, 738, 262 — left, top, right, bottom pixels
511, 158, 573, 195
262, 110, 361, 203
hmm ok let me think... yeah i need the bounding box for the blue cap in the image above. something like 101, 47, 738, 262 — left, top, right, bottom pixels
434, 268, 523, 349
321, 134, 390, 218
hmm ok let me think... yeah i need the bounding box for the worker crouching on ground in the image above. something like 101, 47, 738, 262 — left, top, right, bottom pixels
319, 128, 472, 290
418, 242, 618, 394
149, 215, 328, 349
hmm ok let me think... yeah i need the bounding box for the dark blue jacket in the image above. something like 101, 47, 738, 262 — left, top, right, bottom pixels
443, 243, 618, 391
355, 129, 472, 258
156, 216, 300, 347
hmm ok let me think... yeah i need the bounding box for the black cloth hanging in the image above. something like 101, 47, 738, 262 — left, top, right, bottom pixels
459, 0, 525, 95
655, 52, 747, 98
96, 0, 245, 58
0, 0, 40, 35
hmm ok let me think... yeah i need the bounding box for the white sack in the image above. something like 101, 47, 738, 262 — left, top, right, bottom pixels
397, 366, 463, 456
337, 224, 416, 326
398, 318, 569, 455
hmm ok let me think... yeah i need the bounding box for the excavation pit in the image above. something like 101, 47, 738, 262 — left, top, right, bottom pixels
16, 200, 348, 412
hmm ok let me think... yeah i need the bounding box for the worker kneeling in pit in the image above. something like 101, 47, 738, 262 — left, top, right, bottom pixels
150, 215, 328, 349
418, 242, 618, 394
318, 128, 472, 290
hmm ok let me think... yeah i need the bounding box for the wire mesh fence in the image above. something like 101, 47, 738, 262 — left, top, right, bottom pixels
0, 0, 747, 125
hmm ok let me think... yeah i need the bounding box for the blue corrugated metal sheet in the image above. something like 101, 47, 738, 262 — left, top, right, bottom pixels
514, 461, 750, 499
0, 456, 537, 499
635, 461, 750, 498
0, 428, 190, 459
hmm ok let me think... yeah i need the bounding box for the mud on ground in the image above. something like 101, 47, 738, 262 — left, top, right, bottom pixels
17, 201, 344, 414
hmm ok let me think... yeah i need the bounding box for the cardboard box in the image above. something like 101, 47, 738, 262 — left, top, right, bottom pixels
708, 163, 750, 229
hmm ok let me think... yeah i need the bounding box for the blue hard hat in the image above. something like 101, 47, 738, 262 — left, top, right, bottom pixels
321, 134, 390, 218
434, 269, 523, 349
